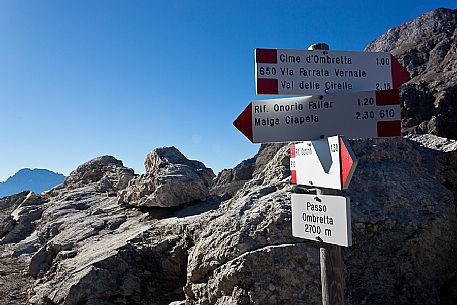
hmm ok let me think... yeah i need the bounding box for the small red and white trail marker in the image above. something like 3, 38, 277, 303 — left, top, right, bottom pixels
233, 89, 401, 143
255, 48, 410, 95
289, 135, 357, 190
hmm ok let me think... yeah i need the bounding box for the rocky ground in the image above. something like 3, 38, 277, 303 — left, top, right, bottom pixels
0, 134, 457, 305
0, 243, 32, 305
0, 192, 35, 305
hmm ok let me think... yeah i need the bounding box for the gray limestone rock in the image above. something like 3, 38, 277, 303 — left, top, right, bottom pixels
63, 155, 135, 193
28, 183, 189, 305
26, 149, 216, 305
118, 146, 214, 207
184, 135, 457, 305
1, 192, 43, 244
253, 143, 287, 178
0, 216, 15, 240
366, 8, 457, 139
345, 137, 456, 305
210, 156, 256, 198
210, 143, 288, 199
11, 134, 457, 305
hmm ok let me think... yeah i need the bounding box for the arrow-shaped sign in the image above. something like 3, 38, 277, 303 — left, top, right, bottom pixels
255, 48, 410, 95
289, 136, 357, 190
233, 89, 401, 143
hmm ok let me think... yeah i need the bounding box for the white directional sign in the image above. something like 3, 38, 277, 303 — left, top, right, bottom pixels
290, 136, 357, 190
255, 48, 410, 95
233, 89, 401, 143
291, 193, 352, 247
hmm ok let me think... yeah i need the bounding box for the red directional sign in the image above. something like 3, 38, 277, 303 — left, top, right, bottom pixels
233, 89, 401, 143
289, 136, 357, 190
255, 48, 410, 95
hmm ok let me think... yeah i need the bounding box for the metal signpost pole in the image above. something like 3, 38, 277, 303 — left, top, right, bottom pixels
309, 43, 345, 305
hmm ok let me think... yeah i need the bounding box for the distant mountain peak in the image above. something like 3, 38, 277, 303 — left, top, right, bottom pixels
0, 168, 65, 198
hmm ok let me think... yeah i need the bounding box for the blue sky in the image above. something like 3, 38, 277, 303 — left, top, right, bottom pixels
0, 1, 453, 181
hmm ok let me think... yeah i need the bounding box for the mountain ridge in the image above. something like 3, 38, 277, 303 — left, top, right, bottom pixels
0, 168, 65, 198
366, 7, 457, 139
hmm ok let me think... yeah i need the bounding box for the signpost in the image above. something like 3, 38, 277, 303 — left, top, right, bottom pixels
233, 43, 409, 305
291, 193, 352, 247
290, 135, 357, 190
255, 48, 410, 95
233, 89, 401, 143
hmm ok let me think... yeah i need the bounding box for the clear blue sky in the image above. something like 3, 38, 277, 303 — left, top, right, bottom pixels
0, 1, 453, 181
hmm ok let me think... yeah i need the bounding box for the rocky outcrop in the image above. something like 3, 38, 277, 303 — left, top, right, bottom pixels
0, 134, 453, 305
63, 155, 135, 194
118, 147, 214, 207
252, 143, 287, 178
210, 156, 256, 198
0, 191, 44, 246
0, 191, 31, 240
366, 8, 457, 139
184, 135, 457, 305
0, 191, 43, 304
26, 154, 193, 305
210, 143, 287, 199
345, 135, 457, 305
2, 192, 43, 245
23, 151, 222, 305
28, 184, 191, 305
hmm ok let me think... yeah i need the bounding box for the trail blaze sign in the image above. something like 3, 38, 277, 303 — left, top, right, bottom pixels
289, 135, 357, 190
255, 48, 410, 95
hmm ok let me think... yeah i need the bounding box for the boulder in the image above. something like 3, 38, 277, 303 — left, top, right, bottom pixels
63, 155, 135, 193
118, 146, 214, 207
